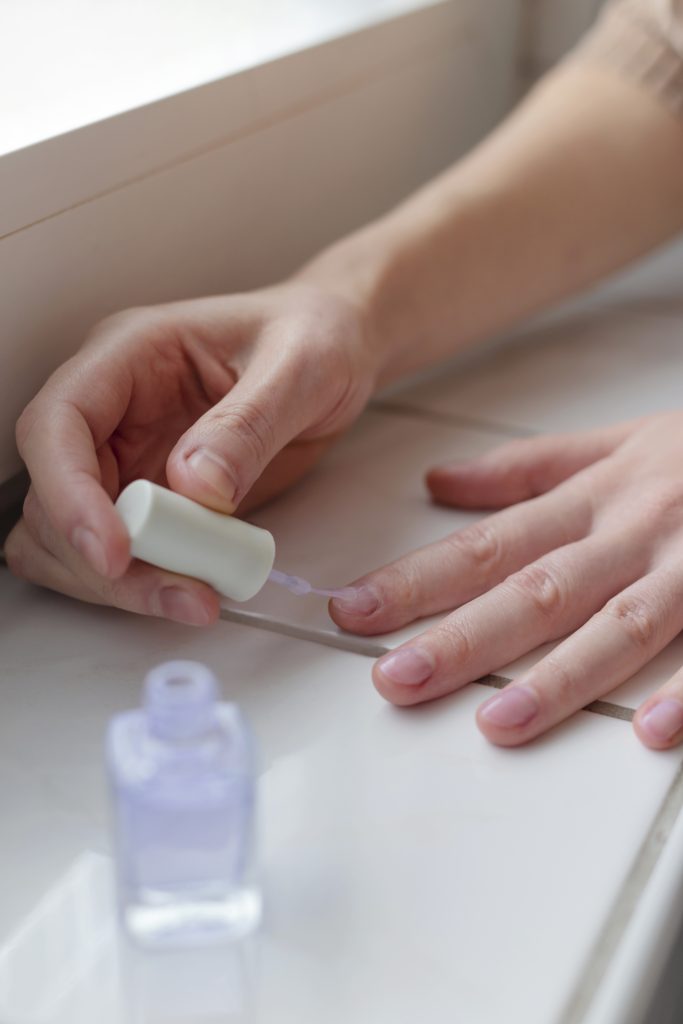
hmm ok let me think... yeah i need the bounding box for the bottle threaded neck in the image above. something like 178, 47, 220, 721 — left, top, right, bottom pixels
144, 661, 218, 741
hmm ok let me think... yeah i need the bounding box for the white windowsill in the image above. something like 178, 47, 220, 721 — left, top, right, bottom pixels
1, 0, 439, 158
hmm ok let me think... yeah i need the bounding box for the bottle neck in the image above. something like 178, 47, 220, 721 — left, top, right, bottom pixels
144, 661, 219, 742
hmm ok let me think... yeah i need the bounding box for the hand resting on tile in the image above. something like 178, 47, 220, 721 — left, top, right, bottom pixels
331, 416, 683, 751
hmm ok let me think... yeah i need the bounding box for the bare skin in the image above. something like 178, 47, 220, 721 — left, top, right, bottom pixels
328, 415, 683, 749
7, 285, 377, 622
7, 57, 683, 749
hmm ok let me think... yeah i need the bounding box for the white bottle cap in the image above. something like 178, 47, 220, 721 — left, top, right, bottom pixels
115, 480, 275, 602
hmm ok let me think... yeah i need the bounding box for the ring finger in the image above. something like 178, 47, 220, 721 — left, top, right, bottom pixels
476, 567, 683, 746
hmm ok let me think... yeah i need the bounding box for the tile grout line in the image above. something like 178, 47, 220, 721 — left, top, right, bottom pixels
0, 570, 636, 724
484, 674, 633, 721
557, 759, 683, 1024
220, 606, 388, 658
370, 398, 539, 438
220, 607, 635, 722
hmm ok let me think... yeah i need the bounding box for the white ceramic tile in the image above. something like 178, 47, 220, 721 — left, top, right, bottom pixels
582, 789, 683, 1024
390, 306, 683, 434
1, 570, 681, 1024
226, 410, 504, 641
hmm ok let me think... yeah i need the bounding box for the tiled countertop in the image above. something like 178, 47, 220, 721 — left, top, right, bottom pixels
2, 246, 683, 1024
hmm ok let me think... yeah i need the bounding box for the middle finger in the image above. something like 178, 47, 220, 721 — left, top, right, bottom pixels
331, 479, 594, 635
477, 566, 683, 746
372, 527, 650, 705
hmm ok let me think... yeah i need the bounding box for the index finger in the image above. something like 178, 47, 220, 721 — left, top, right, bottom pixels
16, 376, 131, 578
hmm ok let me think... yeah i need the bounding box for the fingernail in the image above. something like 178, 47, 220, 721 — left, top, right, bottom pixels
480, 685, 539, 729
332, 585, 380, 616
71, 526, 109, 576
376, 647, 434, 686
158, 586, 212, 626
187, 448, 236, 505
641, 699, 683, 743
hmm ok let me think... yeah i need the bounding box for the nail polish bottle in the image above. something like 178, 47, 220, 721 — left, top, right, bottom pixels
106, 661, 261, 948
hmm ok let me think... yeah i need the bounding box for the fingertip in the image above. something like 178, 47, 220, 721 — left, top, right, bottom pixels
425, 461, 514, 510
634, 699, 683, 750
371, 661, 425, 706
371, 645, 435, 706
476, 684, 541, 746
474, 707, 531, 747
107, 522, 134, 578
633, 718, 678, 751
633, 724, 673, 751
156, 582, 220, 627
426, 460, 468, 485
71, 507, 132, 579
329, 583, 383, 633
425, 464, 469, 504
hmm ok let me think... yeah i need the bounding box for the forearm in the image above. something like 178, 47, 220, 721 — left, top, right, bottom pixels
301, 60, 683, 384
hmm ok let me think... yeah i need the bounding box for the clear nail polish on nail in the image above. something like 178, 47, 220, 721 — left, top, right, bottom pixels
377, 648, 434, 686
480, 685, 539, 729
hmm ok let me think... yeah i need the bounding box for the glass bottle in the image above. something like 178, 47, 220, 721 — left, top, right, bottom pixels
106, 661, 261, 948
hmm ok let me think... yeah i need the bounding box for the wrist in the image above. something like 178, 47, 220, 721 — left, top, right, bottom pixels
295, 219, 403, 388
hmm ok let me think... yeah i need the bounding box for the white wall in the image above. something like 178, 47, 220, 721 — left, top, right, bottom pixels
521, 0, 604, 76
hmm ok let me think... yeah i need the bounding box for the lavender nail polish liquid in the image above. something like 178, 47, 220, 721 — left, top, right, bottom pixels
107, 661, 261, 949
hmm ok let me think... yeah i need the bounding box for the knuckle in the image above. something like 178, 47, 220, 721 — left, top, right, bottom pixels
212, 401, 275, 467
507, 562, 567, 619
542, 655, 577, 704
105, 577, 141, 612
94, 306, 152, 335
602, 594, 659, 652
432, 618, 475, 665
104, 567, 159, 613
85, 306, 169, 355
381, 559, 424, 607
447, 520, 503, 577
639, 485, 683, 526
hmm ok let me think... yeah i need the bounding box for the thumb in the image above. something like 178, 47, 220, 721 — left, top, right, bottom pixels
427, 421, 639, 510
166, 364, 313, 512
